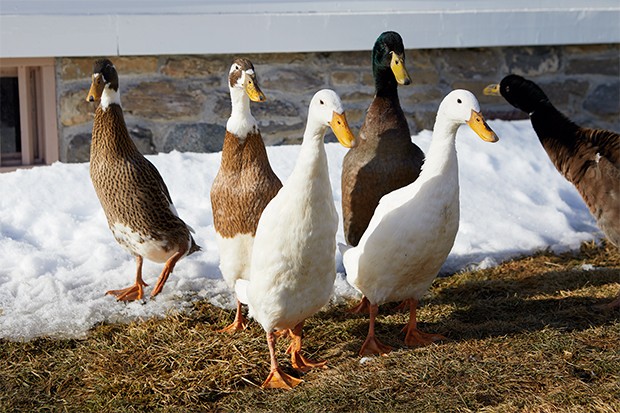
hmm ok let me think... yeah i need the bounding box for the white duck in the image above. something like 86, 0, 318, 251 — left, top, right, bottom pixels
236, 89, 355, 389
341, 90, 498, 356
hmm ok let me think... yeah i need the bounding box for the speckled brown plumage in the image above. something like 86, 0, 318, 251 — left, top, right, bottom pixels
341, 32, 424, 247
90, 105, 199, 254
211, 130, 282, 238
497, 74, 620, 248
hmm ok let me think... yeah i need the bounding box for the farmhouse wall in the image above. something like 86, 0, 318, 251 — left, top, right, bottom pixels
57, 44, 620, 162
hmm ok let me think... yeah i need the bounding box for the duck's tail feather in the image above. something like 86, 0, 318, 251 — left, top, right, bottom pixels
188, 235, 201, 255
235, 279, 250, 305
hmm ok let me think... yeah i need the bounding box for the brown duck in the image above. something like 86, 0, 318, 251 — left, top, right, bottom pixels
341, 31, 425, 312
485, 74, 620, 309
210, 58, 282, 332
87, 58, 200, 301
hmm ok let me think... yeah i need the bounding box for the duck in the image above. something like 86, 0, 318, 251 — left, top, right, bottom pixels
87, 58, 200, 301
484, 74, 620, 309
210, 58, 282, 332
341, 90, 498, 356
341, 31, 425, 313
235, 89, 355, 389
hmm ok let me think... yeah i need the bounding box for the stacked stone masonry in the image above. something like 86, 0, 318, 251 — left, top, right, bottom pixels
58, 44, 620, 162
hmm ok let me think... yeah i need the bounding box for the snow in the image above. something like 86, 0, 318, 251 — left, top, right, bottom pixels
0, 119, 599, 341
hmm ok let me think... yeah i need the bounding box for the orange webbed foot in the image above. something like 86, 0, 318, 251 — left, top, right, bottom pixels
402, 325, 446, 347
275, 329, 292, 339
219, 301, 249, 333
261, 367, 303, 390
106, 281, 148, 301
218, 317, 248, 333
348, 296, 371, 314
359, 335, 392, 356
283, 325, 327, 372
290, 351, 327, 372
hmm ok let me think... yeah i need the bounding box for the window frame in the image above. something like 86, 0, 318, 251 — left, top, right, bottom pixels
0, 57, 58, 172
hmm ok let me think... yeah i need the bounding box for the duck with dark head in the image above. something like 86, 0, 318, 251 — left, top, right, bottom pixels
341, 31, 425, 313
485, 74, 620, 309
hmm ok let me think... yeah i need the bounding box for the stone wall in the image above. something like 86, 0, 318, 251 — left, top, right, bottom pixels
57, 44, 619, 163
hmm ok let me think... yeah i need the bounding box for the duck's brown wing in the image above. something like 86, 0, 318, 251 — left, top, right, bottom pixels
570, 128, 620, 247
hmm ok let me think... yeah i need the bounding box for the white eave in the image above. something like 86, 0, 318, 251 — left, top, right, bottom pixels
1, 1, 619, 58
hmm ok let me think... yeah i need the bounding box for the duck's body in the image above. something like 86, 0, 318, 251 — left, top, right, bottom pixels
342, 31, 424, 248
345, 129, 460, 306
486, 75, 619, 247
534, 112, 620, 247
343, 90, 498, 356
237, 89, 355, 389
90, 106, 197, 265
485, 75, 619, 309
248, 136, 338, 331
211, 58, 282, 331
88, 59, 199, 301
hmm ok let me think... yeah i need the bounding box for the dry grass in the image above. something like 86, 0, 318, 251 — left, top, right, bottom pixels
1, 241, 619, 412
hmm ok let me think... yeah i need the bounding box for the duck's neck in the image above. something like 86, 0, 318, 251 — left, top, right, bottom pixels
91, 104, 139, 159
227, 87, 257, 139
220, 130, 269, 172
100, 85, 121, 110
290, 119, 330, 186
421, 118, 459, 181
530, 102, 580, 150
374, 66, 399, 98
528, 102, 583, 179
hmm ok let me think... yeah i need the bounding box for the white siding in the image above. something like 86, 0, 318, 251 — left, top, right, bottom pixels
1, 1, 619, 57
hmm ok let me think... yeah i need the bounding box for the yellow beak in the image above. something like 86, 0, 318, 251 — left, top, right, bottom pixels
390, 52, 411, 85
466, 110, 499, 143
86, 75, 105, 102
483, 83, 501, 96
329, 111, 356, 148
245, 75, 266, 102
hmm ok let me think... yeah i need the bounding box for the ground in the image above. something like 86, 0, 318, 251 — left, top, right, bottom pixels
1, 241, 618, 412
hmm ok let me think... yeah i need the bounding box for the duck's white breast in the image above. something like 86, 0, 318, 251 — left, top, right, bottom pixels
226, 114, 258, 139
110, 222, 176, 263
345, 175, 460, 305
247, 181, 338, 332
216, 233, 254, 289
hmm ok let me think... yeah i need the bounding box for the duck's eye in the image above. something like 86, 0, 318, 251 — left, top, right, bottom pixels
457, 99, 462, 104
320, 100, 324, 105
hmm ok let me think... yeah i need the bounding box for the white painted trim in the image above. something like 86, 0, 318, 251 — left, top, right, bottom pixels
17, 65, 33, 165
0, 57, 58, 171
1, 1, 619, 57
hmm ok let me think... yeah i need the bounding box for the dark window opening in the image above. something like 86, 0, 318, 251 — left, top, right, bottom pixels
0, 76, 22, 165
